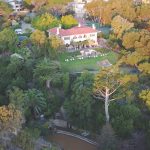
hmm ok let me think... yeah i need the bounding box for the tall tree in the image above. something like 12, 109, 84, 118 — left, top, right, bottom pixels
122, 31, 140, 50
93, 67, 138, 123
34, 59, 62, 88
61, 15, 78, 29
0, 104, 24, 135
32, 13, 59, 31
111, 15, 134, 39
85, 0, 108, 24
30, 29, 48, 57
49, 35, 64, 50
0, 28, 18, 53
0, 1, 12, 29
64, 71, 94, 129
137, 4, 150, 21
122, 29, 150, 71
85, 0, 137, 25
30, 29, 47, 47
8, 87, 25, 111
49, 35, 64, 58
24, 89, 46, 119
111, 0, 137, 21
139, 89, 150, 110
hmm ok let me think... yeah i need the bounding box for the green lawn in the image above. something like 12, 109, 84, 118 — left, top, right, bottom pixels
58, 51, 118, 73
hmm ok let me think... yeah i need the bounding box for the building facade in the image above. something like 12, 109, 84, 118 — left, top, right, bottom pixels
4, 0, 23, 12
68, 0, 93, 18
47, 24, 98, 46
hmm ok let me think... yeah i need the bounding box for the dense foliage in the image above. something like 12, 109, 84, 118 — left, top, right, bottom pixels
32, 13, 60, 31
0, 0, 150, 149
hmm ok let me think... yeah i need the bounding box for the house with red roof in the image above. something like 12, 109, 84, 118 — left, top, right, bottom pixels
47, 24, 98, 46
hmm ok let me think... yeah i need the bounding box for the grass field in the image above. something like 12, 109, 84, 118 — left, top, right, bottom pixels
58, 51, 118, 72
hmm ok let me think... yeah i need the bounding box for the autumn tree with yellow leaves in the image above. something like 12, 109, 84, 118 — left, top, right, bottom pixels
111, 15, 134, 39
61, 15, 78, 29
122, 29, 150, 74
30, 30, 47, 47
93, 67, 138, 123
30, 30, 48, 57
139, 90, 150, 110
0, 104, 24, 135
32, 13, 60, 31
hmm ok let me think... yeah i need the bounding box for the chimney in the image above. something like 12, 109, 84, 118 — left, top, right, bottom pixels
92, 24, 96, 30
59, 24, 61, 29
57, 24, 62, 35
56, 28, 59, 35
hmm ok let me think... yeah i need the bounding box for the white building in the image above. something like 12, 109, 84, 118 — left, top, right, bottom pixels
47, 24, 99, 46
5, 0, 23, 12
68, 0, 93, 18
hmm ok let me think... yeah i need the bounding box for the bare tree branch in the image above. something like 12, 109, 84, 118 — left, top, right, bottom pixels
109, 96, 122, 102
108, 84, 121, 96
97, 90, 105, 97
93, 95, 105, 101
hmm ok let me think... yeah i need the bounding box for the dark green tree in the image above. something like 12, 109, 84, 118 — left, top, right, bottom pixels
0, 28, 18, 53
64, 71, 94, 129
24, 89, 47, 119
98, 123, 118, 150
34, 58, 62, 88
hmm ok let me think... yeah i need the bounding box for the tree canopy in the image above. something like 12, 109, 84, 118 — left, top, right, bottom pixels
0, 28, 18, 53
32, 13, 60, 31
61, 15, 78, 29
0, 104, 24, 135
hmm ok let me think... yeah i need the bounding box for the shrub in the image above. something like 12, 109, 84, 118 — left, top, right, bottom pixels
98, 124, 118, 150
24, 16, 32, 23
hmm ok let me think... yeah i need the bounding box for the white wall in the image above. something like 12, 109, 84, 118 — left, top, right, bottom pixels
61, 32, 98, 45
5, 0, 23, 12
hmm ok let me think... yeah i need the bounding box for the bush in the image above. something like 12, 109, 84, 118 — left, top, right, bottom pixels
98, 32, 109, 39
24, 16, 32, 23
98, 124, 118, 150
112, 116, 134, 137
146, 121, 150, 149
110, 103, 141, 138
12, 24, 21, 30
12, 129, 34, 150
25, 28, 32, 34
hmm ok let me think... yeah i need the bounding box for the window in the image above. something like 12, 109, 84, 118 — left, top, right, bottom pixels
64, 37, 70, 40
84, 35, 87, 38
90, 34, 95, 37
73, 36, 77, 39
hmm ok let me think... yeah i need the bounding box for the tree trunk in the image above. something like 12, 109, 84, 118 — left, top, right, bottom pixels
105, 89, 110, 123
46, 79, 51, 89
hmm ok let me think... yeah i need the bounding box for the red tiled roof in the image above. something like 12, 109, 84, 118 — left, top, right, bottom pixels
48, 26, 97, 36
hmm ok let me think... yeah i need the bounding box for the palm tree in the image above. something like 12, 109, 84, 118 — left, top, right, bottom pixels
34, 58, 62, 89
25, 89, 47, 118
